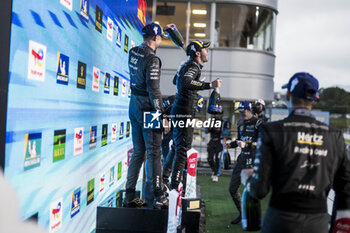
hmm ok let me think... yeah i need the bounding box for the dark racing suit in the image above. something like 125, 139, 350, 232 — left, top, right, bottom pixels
207, 122, 223, 176
229, 116, 262, 216
125, 44, 165, 201
170, 59, 211, 190
247, 109, 350, 233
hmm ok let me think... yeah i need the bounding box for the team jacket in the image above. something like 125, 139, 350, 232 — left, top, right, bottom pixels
230, 116, 262, 167
247, 109, 350, 213
128, 44, 164, 123
171, 59, 211, 116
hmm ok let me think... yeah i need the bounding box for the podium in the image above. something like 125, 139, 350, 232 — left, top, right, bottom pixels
96, 207, 168, 233
96, 148, 202, 233
96, 206, 201, 233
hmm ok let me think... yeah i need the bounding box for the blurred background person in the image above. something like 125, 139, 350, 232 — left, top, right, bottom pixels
242, 72, 350, 233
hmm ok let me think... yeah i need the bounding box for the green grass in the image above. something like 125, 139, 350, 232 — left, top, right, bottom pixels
198, 174, 271, 233
330, 118, 350, 129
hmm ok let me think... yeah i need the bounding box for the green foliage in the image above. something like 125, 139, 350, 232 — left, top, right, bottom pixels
330, 118, 350, 129
315, 87, 350, 114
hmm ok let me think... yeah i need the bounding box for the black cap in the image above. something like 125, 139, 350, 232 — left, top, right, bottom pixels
142, 23, 167, 38
186, 40, 210, 58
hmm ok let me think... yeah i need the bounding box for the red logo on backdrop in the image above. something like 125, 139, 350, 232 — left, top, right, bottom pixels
332, 218, 350, 233
137, 0, 147, 26
187, 152, 198, 177
127, 148, 134, 166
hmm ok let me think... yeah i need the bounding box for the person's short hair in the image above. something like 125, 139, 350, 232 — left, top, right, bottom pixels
143, 35, 156, 41
291, 94, 313, 107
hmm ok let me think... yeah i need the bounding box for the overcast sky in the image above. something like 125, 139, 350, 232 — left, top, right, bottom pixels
274, 0, 350, 92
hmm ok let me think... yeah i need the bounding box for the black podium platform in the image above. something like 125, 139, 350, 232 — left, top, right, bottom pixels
96, 206, 201, 233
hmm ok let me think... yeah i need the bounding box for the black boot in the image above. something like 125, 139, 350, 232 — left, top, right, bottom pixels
153, 195, 169, 209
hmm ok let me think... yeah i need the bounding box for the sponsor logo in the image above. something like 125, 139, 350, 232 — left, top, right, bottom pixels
89, 126, 97, 149
60, 0, 72, 11
124, 34, 129, 53
297, 132, 323, 146
294, 146, 328, 157
92, 66, 100, 92
108, 197, 114, 207
95, 6, 103, 33
80, 0, 89, 20
109, 166, 115, 186
113, 76, 119, 96
49, 198, 63, 233
131, 40, 135, 48
130, 56, 138, 65
24, 133, 41, 170
117, 161, 122, 180
116, 25, 122, 47
121, 79, 126, 97
104, 72, 110, 94
53, 129, 66, 162
100, 173, 106, 193
137, 0, 147, 25
28, 40, 46, 81
87, 178, 95, 205
77, 61, 86, 89
126, 121, 130, 137
187, 153, 198, 177
111, 123, 117, 142
143, 111, 161, 129
74, 127, 84, 156
56, 53, 69, 85
119, 122, 124, 139
71, 187, 81, 218
107, 17, 113, 41
298, 184, 316, 191
102, 124, 108, 146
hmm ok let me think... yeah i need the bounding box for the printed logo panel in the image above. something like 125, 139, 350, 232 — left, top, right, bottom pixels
71, 187, 81, 218
102, 124, 108, 146
89, 126, 97, 149
24, 133, 42, 170
60, 0, 73, 11
95, 6, 103, 33
87, 178, 95, 205
77, 61, 86, 89
28, 40, 46, 81
92, 66, 100, 92
107, 17, 113, 42
104, 73, 110, 94
53, 129, 66, 162
111, 123, 117, 142
56, 53, 69, 85
80, 0, 89, 20
49, 198, 63, 233
113, 76, 119, 96
73, 127, 84, 156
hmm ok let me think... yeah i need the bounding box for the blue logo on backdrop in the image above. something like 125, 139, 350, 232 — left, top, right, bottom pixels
143, 111, 161, 129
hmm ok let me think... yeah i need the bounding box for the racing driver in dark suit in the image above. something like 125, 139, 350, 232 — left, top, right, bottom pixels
123, 23, 169, 209
169, 40, 222, 191
241, 72, 350, 233
227, 100, 262, 224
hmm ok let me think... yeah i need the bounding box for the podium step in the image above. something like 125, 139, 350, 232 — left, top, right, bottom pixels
96, 207, 168, 233
96, 206, 202, 233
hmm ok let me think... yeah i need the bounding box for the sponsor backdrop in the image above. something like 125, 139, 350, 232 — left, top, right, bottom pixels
4, 0, 149, 232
